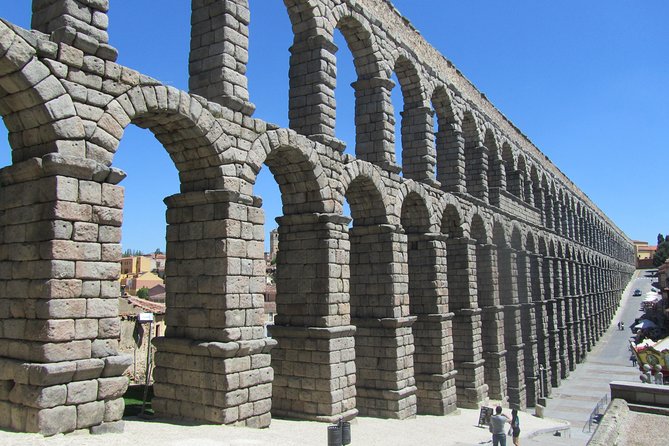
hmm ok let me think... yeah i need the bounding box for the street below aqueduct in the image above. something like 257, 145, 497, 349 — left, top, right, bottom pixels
528, 269, 648, 445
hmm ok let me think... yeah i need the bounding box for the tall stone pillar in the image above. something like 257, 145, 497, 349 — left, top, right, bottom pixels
543, 192, 554, 229
544, 255, 561, 388
352, 77, 400, 173
497, 246, 526, 409
400, 106, 438, 186
583, 264, 594, 350
287, 35, 343, 148
507, 170, 525, 201
408, 233, 456, 415
436, 130, 466, 193
530, 252, 551, 398
464, 146, 489, 202
487, 158, 507, 207
349, 224, 416, 419
153, 190, 276, 428
516, 250, 539, 406
447, 237, 487, 408
533, 186, 545, 223
524, 179, 535, 207
571, 260, 585, 363
270, 213, 356, 422
190, 0, 255, 114
596, 267, 606, 337
31, 0, 118, 60
554, 257, 573, 379
559, 258, 574, 373
0, 155, 130, 435
477, 244, 507, 401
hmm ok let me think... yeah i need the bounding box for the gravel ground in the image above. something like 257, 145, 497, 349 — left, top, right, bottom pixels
615, 411, 669, 446
0, 408, 568, 446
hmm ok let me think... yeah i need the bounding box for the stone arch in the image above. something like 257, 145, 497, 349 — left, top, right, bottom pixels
441, 202, 488, 407
510, 224, 524, 251
329, 6, 397, 169
400, 188, 454, 413
94, 86, 231, 190
469, 212, 490, 245
493, 219, 525, 408
340, 161, 391, 226
397, 181, 438, 232
492, 218, 509, 249
400, 190, 431, 234
530, 164, 542, 214
553, 187, 562, 235
501, 142, 518, 197
0, 22, 84, 163
470, 212, 505, 400
516, 226, 540, 405
440, 202, 464, 238
432, 85, 460, 190
485, 129, 503, 203
343, 161, 417, 417
541, 174, 553, 229
462, 111, 486, 200
247, 129, 331, 214
517, 154, 530, 204
391, 54, 434, 182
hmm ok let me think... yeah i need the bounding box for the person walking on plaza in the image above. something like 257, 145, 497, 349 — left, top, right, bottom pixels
510, 408, 521, 446
489, 406, 511, 446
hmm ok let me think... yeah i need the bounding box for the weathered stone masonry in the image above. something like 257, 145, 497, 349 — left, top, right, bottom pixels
0, 0, 634, 435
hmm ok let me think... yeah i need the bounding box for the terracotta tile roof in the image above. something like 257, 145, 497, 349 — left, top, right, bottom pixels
119, 296, 166, 316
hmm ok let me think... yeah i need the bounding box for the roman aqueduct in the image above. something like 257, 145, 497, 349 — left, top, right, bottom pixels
0, 0, 634, 435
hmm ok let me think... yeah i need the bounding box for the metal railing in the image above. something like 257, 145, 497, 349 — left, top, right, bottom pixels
584, 394, 609, 433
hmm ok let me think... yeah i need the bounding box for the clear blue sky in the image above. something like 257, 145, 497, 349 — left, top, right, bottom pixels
1, 1, 667, 252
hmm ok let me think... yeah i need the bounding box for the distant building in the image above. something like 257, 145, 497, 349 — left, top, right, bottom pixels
120, 255, 165, 296
121, 255, 152, 276
633, 240, 656, 268
269, 228, 279, 262
145, 252, 167, 278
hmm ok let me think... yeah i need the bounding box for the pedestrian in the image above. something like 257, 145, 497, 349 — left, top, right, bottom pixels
630, 354, 637, 367
620, 322, 624, 331
617, 321, 621, 330
510, 408, 521, 446
489, 405, 511, 446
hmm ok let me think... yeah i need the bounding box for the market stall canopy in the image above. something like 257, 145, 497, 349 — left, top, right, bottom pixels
653, 337, 669, 352
633, 319, 658, 330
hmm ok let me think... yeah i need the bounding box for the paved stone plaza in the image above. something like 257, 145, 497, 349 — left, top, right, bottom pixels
0, 0, 634, 436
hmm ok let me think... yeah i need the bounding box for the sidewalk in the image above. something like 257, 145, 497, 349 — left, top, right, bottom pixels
0, 407, 568, 446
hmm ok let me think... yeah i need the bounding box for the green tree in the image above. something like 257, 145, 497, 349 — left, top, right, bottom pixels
155, 248, 162, 255
123, 248, 133, 257
136, 287, 150, 299
658, 233, 665, 246
653, 240, 669, 266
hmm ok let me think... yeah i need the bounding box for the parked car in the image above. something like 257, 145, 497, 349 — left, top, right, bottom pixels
633, 289, 642, 296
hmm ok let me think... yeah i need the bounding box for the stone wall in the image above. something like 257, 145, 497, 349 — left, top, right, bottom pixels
0, 0, 635, 435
